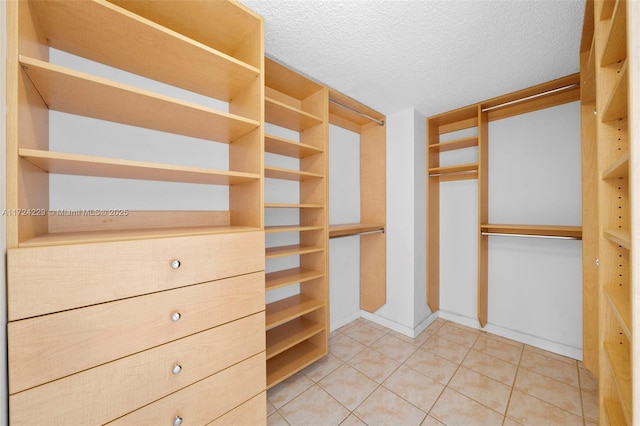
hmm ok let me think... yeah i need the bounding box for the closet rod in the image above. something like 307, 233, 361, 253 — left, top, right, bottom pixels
481, 232, 579, 240
480, 83, 579, 113
329, 98, 385, 126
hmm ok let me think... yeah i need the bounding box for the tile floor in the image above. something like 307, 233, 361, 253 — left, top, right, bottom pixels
267, 318, 599, 426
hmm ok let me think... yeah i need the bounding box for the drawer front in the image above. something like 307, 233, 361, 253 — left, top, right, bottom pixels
107, 353, 265, 425
8, 230, 264, 320
9, 312, 265, 426
208, 393, 267, 426
9, 271, 264, 394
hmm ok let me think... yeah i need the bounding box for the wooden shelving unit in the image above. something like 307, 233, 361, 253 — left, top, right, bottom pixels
328, 89, 387, 313
427, 76, 581, 327
580, 0, 638, 423
263, 58, 329, 389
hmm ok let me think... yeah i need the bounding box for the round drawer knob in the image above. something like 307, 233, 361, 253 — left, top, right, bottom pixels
171, 312, 181, 322
173, 416, 183, 426
171, 259, 181, 269
172, 364, 182, 375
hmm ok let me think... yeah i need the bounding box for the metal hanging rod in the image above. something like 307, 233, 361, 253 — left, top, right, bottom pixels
481, 232, 579, 240
329, 98, 385, 126
480, 83, 580, 113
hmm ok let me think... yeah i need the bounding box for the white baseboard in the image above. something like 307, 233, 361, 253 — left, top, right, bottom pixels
359, 310, 439, 338
330, 311, 361, 333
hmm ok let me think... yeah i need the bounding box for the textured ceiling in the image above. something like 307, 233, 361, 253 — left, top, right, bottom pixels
238, 0, 585, 117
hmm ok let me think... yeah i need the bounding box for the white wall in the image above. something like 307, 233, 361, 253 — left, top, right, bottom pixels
438, 101, 583, 358
1, 0, 8, 421
372, 108, 432, 336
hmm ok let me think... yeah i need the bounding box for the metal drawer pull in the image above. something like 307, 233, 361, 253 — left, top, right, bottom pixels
171, 312, 181, 322
172, 364, 182, 375
173, 416, 183, 426
171, 259, 181, 269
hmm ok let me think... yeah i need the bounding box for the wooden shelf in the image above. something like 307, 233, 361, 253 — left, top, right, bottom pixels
266, 267, 324, 291
605, 229, 631, 249
265, 60, 323, 101
266, 339, 325, 389
265, 134, 323, 158
604, 285, 631, 339
428, 136, 478, 152
19, 56, 259, 143
328, 89, 385, 132
329, 223, 384, 238
264, 166, 323, 181
266, 317, 324, 360
265, 244, 324, 260
30, 0, 260, 102
428, 163, 478, 176
19, 149, 259, 186
265, 225, 324, 234
18, 225, 260, 248
601, 0, 627, 66
265, 97, 323, 132
603, 151, 629, 179
428, 104, 478, 134
603, 341, 632, 423
602, 60, 628, 122
481, 224, 583, 239
265, 203, 323, 209
265, 294, 324, 330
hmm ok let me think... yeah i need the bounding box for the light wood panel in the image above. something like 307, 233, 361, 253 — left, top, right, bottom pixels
266, 340, 324, 389
265, 294, 324, 330
266, 317, 324, 359
480, 224, 583, 239
329, 223, 384, 238
265, 134, 323, 158
265, 267, 324, 291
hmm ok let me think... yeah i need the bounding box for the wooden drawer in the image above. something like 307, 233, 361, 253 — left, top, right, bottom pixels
7, 230, 264, 320
8, 271, 264, 394
9, 312, 265, 425
107, 353, 265, 425
208, 393, 267, 426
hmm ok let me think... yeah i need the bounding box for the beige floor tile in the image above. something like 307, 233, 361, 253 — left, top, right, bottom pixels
319, 363, 378, 411
482, 332, 524, 348
383, 365, 445, 412
514, 367, 582, 416
279, 385, 350, 426
420, 415, 445, 426
462, 348, 518, 385
404, 347, 459, 385
303, 353, 343, 382
430, 388, 504, 426
343, 322, 388, 346
473, 335, 523, 365
448, 366, 512, 414
371, 333, 419, 362
348, 347, 401, 383
354, 386, 427, 426
267, 400, 276, 416
502, 417, 523, 426
422, 333, 470, 363
340, 414, 367, 426
268, 371, 315, 409
267, 411, 289, 426
524, 344, 576, 365
584, 421, 598, 426
361, 319, 390, 332
437, 322, 480, 347
579, 366, 599, 393
581, 388, 599, 423
506, 389, 583, 426
330, 332, 368, 362
519, 348, 579, 387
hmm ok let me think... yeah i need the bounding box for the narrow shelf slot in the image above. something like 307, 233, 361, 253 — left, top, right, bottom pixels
266, 317, 324, 360
428, 163, 478, 177
265, 294, 324, 330
19, 56, 259, 143
265, 97, 323, 132
266, 340, 325, 389
265, 203, 323, 209
605, 229, 631, 249
265, 134, 323, 158
602, 61, 628, 122
266, 267, 324, 291
264, 166, 323, 181
265, 225, 324, 234
19, 149, 259, 185
603, 341, 632, 423
604, 285, 631, 339
601, 0, 627, 66
30, 0, 260, 101
481, 224, 582, 239
603, 151, 629, 179
329, 223, 385, 238
265, 244, 324, 260
428, 136, 478, 152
